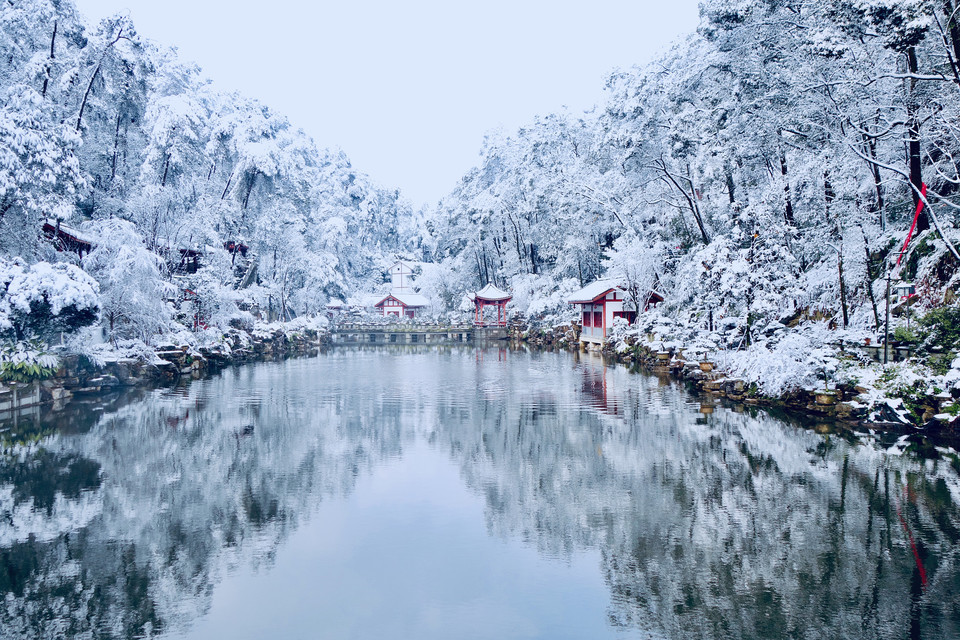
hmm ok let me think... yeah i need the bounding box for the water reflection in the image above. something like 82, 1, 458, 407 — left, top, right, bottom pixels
1, 347, 959, 639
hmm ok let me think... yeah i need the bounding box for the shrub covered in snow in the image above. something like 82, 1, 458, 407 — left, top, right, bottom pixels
0, 258, 100, 342
716, 332, 829, 397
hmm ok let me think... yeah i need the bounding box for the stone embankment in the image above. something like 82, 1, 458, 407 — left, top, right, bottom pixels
611, 340, 862, 417
507, 320, 957, 440
508, 322, 577, 348
1, 327, 329, 417
604, 336, 960, 438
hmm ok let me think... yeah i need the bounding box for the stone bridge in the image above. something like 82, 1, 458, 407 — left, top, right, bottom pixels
330, 322, 509, 345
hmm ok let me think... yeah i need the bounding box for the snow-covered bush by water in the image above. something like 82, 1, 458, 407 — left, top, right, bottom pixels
716, 331, 828, 397
0, 258, 99, 342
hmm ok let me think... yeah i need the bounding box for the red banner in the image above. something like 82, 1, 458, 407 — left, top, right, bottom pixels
897, 183, 928, 266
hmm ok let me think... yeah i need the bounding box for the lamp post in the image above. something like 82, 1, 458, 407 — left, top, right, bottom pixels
884, 266, 891, 365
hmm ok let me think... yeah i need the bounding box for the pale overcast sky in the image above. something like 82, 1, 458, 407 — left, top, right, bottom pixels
72, 0, 702, 207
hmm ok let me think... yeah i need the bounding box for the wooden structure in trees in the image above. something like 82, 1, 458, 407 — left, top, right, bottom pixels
389, 260, 416, 291
372, 259, 429, 318
42, 220, 93, 258
470, 283, 512, 327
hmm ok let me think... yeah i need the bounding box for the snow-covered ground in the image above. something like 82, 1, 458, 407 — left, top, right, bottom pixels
607, 311, 960, 428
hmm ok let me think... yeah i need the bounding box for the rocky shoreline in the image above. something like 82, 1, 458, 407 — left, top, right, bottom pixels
611, 341, 868, 421
6, 318, 957, 451
509, 321, 960, 448
0, 326, 330, 420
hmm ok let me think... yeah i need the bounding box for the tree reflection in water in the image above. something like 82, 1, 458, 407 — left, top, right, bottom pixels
0, 347, 958, 639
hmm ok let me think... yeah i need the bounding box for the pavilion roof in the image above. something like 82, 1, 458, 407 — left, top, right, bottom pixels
473, 283, 512, 302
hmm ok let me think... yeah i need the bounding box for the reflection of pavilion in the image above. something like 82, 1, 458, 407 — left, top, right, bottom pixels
474, 346, 509, 364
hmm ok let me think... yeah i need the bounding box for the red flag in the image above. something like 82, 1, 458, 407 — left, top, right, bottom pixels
897, 183, 928, 266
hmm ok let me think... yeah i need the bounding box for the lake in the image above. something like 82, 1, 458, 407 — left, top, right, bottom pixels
1, 346, 959, 639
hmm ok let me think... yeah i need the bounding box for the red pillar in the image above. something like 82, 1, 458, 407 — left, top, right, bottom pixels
601, 299, 606, 338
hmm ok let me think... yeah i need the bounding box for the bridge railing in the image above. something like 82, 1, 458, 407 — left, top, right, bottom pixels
332, 322, 475, 332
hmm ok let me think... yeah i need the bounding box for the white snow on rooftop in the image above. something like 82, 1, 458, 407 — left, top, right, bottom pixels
377, 291, 429, 307
567, 279, 622, 304
45, 219, 96, 245
474, 283, 512, 301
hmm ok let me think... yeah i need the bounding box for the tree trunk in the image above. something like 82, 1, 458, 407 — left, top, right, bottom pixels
826, 170, 848, 327
838, 253, 849, 328
824, 171, 835, 220
684, 163, 709, 240
41, 21, 56, 98
906, 47, 930, 232
242, 171, 258, 209
77, 27, 125, 132
861, 227, 881, 331
657, 158, 709, 244
160, 154, 170, 187
779, 146, 795, 225
220, 170, 235, 200
863, 125, 885, 230
110, 111, 122, 180
945, 0, 960, 70
76, 62, 101, 132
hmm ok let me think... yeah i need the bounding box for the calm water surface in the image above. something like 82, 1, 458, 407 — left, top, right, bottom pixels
2, 347, 960, 639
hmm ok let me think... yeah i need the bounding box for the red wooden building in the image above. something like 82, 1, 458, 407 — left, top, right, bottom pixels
42, 220, 94, 258
568, 280, 641, 346
374, 291, 429, 318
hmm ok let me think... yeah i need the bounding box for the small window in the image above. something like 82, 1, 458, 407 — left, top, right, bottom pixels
390, 334, 397, 343
411, 334, 418, 343
369, 334, 377, 342
594, 311, 603, 329
583, 310, 591, 327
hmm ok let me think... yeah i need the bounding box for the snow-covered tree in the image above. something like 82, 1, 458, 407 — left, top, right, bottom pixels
82, 219, 173, 343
